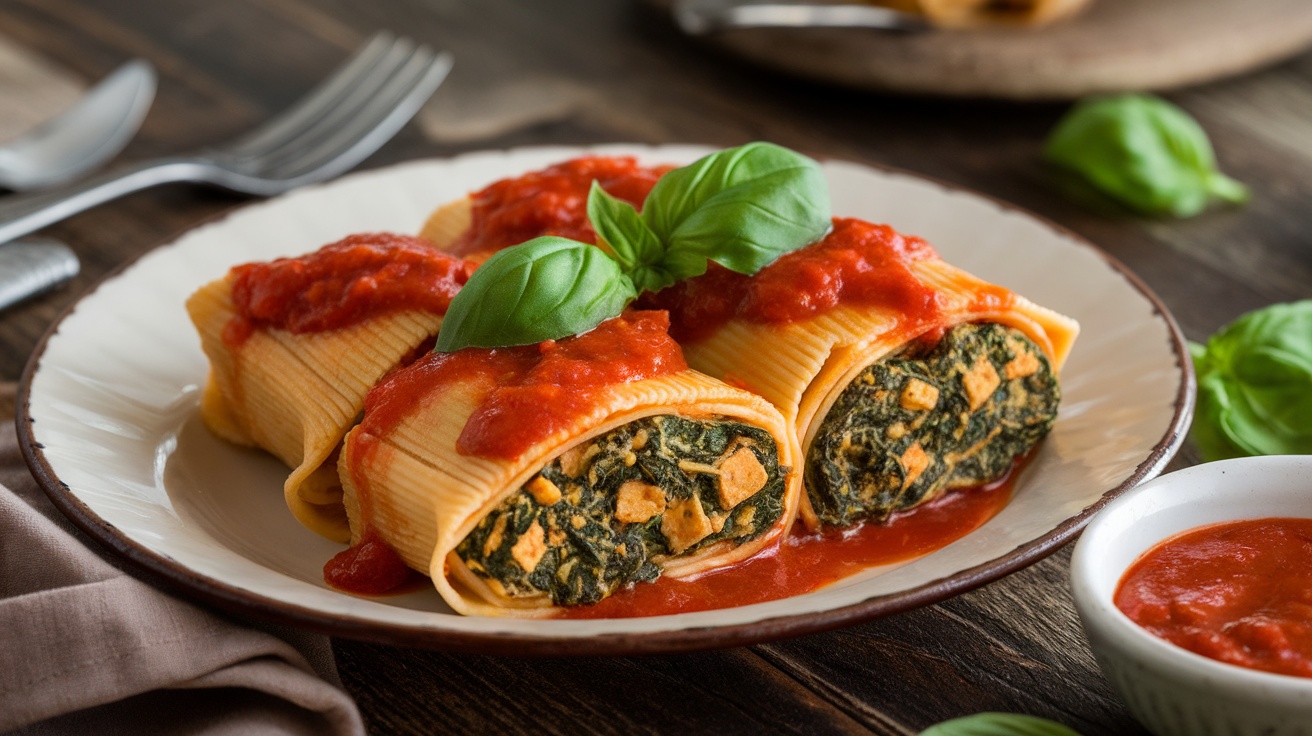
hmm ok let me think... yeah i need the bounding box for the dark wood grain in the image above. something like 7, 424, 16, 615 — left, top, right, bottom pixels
3, 0, 1309, 732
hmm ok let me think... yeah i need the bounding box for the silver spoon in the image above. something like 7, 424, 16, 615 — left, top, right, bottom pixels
674, 0, 930, 34
0, 60, 156, 191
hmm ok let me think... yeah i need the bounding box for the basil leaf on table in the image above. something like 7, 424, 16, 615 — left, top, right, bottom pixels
1044, 94, 1248, 218
641, 141, 831, 279
587, 181, 676, 294
434, 236, 636, 352
920, 713, 1083, 736
1190, 300, 1312, 461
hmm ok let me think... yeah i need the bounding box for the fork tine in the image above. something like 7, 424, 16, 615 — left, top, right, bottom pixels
263, 49, 452, 183
0, 32, 453, 239
244, 38, 420, 169
220, 32, 399, 158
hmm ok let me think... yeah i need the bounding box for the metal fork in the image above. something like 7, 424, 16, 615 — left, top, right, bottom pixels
673, 0, 929, 34
0, 32, 452, 245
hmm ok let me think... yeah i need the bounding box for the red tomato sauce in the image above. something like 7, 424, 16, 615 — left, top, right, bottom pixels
639, 217, 947, 343
327, 311, 687, 595
1115, 518, 1312, 678
449, 156, 671, 258
560, 465, 1017, 619
451, 158, 977, 341
224, 232, 474, 346
323, 526, 425, 596
355, 310, 687, 461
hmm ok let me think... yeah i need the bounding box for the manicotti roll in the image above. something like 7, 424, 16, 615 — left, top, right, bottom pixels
335, 311, 802, 617
644, 218, 1079, 528
419, 164, 1078, 532
186, 233, 472, 542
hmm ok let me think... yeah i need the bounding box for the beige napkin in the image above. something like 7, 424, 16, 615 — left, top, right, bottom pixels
0, 383, 364, 735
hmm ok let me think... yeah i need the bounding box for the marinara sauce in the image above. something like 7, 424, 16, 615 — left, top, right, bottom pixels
639, 217, 953, 343
324, 529, 425, 596
450, 158, 1003, 341
1115, 518, 1312, 678
326, 311, 687, 596
449, 156, 671, 258
224, 232, 474, 345
354, 310, 687, 462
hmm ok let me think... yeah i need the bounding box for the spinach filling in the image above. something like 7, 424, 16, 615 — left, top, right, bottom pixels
806, 323, 1060, 527
456, 415, 787, 606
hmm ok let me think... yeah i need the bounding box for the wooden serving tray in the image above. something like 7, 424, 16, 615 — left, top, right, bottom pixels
651, 0, 1312, 99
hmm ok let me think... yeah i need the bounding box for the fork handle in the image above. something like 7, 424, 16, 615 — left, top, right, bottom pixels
0, 157, 211, 244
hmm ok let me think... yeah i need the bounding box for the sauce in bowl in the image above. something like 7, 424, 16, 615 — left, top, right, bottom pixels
1114, 517, 1312, 679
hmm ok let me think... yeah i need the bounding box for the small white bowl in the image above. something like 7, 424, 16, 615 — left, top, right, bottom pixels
1071, 455, 1312, 736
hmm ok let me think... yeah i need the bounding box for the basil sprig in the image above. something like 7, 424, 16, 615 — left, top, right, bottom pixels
591, 141, 831, 282
436, 142, 830, 351
920, 713, 1083, 736
586, 180, 673, 294
1189, 300, 1312, 461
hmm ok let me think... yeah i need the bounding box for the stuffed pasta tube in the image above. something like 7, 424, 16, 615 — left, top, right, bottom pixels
418, 157, 1077, 531
642, 218, 1079, 528
186, 233, 473, 541
332, 311, 802, 616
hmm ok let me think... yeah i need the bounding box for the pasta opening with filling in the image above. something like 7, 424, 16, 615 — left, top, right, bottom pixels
418, 158, 1078, 530
187, 151, 1078, 617
336, 311, 802, 616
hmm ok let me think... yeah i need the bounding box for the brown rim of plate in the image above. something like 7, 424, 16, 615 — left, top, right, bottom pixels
14, 150, 1195, 657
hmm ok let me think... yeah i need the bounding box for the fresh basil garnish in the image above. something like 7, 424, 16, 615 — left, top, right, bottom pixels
641, 141, 831, 278
438, 142, 831, 351
434, 236, 636, 352
920, 713, 1083, 736
1190, 300, 1312, 461
1044, 94, 1248, 218
586, 180, 675, 294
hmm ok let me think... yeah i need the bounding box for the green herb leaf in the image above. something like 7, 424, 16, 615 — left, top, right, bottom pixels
920, 713, 1083, 736
1044, 94, 1248, 218
642, 141, 831, 279
1190, 300, 1312, 461
437, 142, 833, 350
587, 181, 677, 294
434, 236, 636, 352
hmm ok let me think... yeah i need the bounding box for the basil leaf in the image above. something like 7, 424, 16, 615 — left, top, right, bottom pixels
642, 141, 830, 279
435, 236, 636, 352
920, 713, 1083, 736
1044, 94, 1248, 218
436, 142, 834, 349
586, 181, 676, 293
1190, 300, 1312, 461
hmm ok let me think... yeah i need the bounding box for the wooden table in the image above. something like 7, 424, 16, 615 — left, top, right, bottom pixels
3, 1, 1309, 733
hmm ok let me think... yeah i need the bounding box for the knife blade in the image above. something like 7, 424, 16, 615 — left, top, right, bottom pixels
0, 238, 79, 311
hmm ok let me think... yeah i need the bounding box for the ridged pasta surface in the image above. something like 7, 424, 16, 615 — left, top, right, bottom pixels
186, 274, 444, 541
339, 369, 801, 617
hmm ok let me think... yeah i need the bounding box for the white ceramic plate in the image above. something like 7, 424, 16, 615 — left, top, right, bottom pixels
19, 145, 1192, 654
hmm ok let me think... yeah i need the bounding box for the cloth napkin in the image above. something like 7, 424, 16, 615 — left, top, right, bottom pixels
0, 383, 365, 735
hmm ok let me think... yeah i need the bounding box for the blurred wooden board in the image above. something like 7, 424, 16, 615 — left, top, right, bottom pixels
650, 0, 1312, 99
0, 35, 85, 140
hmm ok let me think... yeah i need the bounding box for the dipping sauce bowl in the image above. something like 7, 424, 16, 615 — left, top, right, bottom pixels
1070, 455, 1312, 736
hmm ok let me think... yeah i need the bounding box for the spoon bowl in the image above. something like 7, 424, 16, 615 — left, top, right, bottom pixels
0, 60, 156, 192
